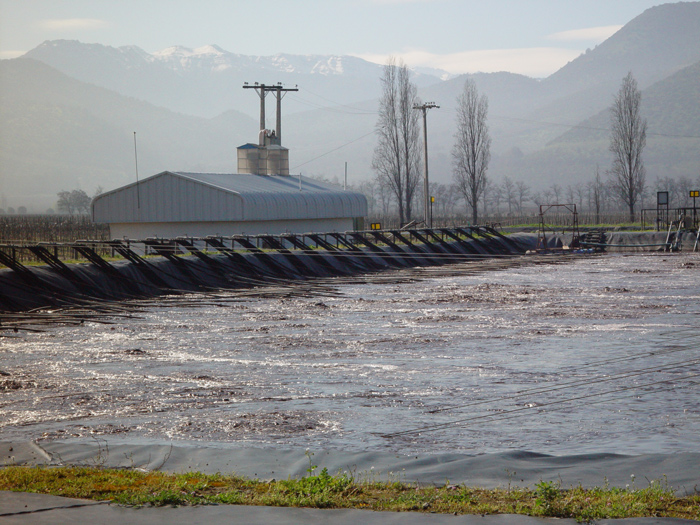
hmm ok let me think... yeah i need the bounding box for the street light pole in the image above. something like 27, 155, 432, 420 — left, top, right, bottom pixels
414, 102, 439, 228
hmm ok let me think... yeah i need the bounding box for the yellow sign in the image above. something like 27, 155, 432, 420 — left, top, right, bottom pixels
430, 196, 435, 203
371, 223, 382, 230
690, 190, 699, 198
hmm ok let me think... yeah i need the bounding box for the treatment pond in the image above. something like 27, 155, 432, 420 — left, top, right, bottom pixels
1, 252, 699, 456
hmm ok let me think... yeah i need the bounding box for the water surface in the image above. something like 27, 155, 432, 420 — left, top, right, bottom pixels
2, 253, 699, 455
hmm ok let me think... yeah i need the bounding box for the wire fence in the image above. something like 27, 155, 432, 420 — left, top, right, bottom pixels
0, 215, 109, 243
368, 212, 644, 230
0, 209, 692, 266
0, 215, 110, 263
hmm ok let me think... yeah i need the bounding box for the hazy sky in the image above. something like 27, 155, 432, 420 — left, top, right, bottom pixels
0, 0, 670, 77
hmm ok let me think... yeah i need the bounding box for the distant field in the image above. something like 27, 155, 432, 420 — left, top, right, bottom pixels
0, 212, 659, 267
0, 215, 109, 243
0, 215, 110, 264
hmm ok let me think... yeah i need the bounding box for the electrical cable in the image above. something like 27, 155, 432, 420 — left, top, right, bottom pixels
290, 129, 378, 170
287, 93, 376, 115
487, 114, 700, 140
288, 86, 378, 115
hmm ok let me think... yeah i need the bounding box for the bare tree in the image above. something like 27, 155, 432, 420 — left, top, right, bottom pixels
481, 177, 494, 218
677, 176, 693, 206
57, 191, 74, 214
591, 166, 604, 224
357, 179, 378, 216
375, 175, 395, 216
57, 189, 91, 215
574, 183, 586, 210
565, 185, 575, 206
551, 183, 562, 203
452, 79, 491, 224
398, 67, 422, 222
502, 176, 516, 215
429, 182, 461, 220
488, 180, 503, 217
372, 58, 422, 225
542, 189, 554, 204
515, 181, 530, 213
608, 71, 647, 221
531, 191, 543, 208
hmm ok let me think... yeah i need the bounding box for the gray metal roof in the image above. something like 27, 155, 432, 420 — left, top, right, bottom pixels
92, 171, 367, 223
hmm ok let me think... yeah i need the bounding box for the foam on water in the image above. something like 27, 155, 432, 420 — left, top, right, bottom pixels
1, 253, 699, 455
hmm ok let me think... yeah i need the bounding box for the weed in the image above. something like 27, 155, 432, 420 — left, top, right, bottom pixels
0, 466, 698, 520
534, 480, 560, 516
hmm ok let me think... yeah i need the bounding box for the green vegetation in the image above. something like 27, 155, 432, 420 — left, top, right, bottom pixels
1, 465, 698, 521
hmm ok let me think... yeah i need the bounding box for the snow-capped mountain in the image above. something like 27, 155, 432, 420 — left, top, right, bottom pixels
23, 40, 446, 117
150, 44, 372, 76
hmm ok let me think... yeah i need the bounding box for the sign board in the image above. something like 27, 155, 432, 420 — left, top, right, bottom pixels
430, 196, 435, 203
657, 191, 669, 206
370, 223, 382, 230
690, 190, 699, 198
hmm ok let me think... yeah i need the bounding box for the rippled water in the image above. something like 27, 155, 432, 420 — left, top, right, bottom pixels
1, 253, 699, 455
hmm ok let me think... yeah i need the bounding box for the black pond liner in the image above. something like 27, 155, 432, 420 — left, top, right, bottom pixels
0, 232, 544, 313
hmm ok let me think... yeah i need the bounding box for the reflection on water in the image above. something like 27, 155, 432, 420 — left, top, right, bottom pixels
1, 253, 699, 455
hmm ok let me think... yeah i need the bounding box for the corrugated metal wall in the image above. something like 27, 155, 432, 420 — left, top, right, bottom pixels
109, 217, 355, 240
93, 171, 367, 224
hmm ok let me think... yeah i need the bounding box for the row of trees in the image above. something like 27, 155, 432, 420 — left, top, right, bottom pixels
0, 188, 104, 216
371, 61, 658, 225
0, 206, 29, 215
359, 170, 700, 222
372, 59, 492, 225
56, 188, 102, 215
371, 58, 422, 225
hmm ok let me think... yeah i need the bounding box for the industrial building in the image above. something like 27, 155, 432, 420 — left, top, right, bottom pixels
92, 170, 366, 239
92, 83, 367, 239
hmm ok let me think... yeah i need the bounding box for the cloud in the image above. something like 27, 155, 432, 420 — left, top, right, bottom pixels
38, 18, 108, 31
352, 47, 583, 78
0, 50, 27, 59
367, 0, 440, 3
547, 25, 623, 43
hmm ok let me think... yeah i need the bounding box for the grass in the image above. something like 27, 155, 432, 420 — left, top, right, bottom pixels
1, 466, 698, 521
503, 222, 648, 230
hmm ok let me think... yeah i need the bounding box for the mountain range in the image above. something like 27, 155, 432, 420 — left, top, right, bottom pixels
1, 1, 700, 212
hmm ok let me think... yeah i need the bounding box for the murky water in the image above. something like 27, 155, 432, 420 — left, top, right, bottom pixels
1, 253, 699, 455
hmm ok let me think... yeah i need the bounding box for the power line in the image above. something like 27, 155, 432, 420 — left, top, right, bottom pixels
489, 114, 700, 140
296, 86, 377, 114
287, 94, 376, 115
285, 92, 700, 172
290, 129, 377, 171
287, 87, 377, 115
391, 104, 700, 139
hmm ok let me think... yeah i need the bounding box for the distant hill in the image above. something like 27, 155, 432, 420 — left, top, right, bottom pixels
0, 58, 255, 210
549, 59, 700, 146
499, 1, 700, 151
531, 58, 700, 188
24, 40, 445, 119
545, 2, 700, 95
3, 2, 700, 211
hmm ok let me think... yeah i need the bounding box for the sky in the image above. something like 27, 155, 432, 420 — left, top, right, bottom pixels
0, 0, 671, 77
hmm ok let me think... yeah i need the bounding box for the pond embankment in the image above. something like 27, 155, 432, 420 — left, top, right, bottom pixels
0, 229, 536, 313
1, 229, 696, 314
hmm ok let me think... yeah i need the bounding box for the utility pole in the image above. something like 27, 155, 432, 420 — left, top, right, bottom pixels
243, 82, 298, 144
414, 102, 439, 227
